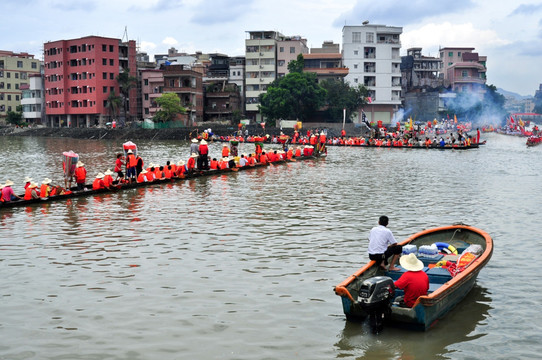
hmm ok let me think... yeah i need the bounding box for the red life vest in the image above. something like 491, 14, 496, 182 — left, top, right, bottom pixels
92, 178, 104, 190
103, 175, 113, 187
75, 167, 86, 183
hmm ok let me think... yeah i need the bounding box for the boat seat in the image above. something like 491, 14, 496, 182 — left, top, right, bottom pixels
425, 267, 452, 284
417, 254, 443, 266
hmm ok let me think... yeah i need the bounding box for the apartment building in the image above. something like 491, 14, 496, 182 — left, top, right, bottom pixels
0, 50, 41, 122
245, 30, 284, 122
162, 64, 203, 125
342, 23, 402, 124
43, 35, 137, 127
304, 41, 348, 83
21, 74, 45, 124
276, 36, 309, 77
141, 69, 164, 120
229, 56, 245, 106
440, 47, 487, 93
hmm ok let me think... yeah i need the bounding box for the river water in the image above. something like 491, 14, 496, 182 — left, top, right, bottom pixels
0, 133, 540, 359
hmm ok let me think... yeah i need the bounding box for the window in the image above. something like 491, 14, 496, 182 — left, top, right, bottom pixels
354, 50, 358, 55
17, 61, 23, 68
354, 78, 358, 83
110, 59, 114, 66
278, 60, 285, 66
110, 73, 114, 79
458, 52, 462, 57
102, 44, 107, 51
462, 70, 468, 77
352, 32, 361, 43
110, 86, 114, 92
144, 94, 148, 100
103, 72, 107, 79
144, 79, 148, 85
0, 71, 2, 77
15, 73, 19, 79
7, 95, 11, 100
103, 86, 108, 93
31, 62, 37, 69
7, 72, 10, 78
102, 58, 107, 65
354, 64, 358, 69
366, 33, 374, 43
145, 108, 149, 114
16, 95, 19, 101
279, 47, 284, 53
290, 47, 295, 53
448, 52, 453, 57
109, 45, 114, 52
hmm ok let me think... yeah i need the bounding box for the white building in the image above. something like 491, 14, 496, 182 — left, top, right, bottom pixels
342, 23, 402, 124
276, 36, 309, 78
229, 56, 245, 107
21, 74, 45, 124
245, 30, 284, 122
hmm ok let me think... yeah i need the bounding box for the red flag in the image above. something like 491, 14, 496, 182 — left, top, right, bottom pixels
510, 116, 514, 124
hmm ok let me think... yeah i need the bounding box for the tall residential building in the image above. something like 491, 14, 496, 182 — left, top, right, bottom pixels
162, 64, 203, 125
342, 23, 402, 124
0, 51, 41, 122
245, 30, 284, 122
229, 56, 245, 107
21, 74, 45, 124
141, 69, 163, 120
439, 47, 487, 93
43, 35, 137, 127
276, 36, 309, 77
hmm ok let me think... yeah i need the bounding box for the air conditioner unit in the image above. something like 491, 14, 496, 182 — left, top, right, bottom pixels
260, 78, 264, 82
260, 65, 264, 69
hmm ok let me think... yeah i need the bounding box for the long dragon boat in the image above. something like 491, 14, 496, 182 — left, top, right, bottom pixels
1, 154, 324, 209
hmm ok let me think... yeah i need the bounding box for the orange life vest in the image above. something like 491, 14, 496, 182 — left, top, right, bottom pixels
103, 175, 113, 187
210, 160, 218, 170
40, 184, 50, 197
92, 178, 104, 190
137, 173, 146, 183
24, 187, 35, 200
222, 147, 229, 157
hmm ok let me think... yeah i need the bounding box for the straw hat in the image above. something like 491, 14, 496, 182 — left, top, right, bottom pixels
399, 253, 424, 272
24, 177, 32, 183
96, 172, 105, 178
140, 169, 148, 174
127, 149, 133, 154
4, 180, 14, 186
191, 138, 198, 143
104, 169, 114, 175
42, 178, 52, 185
28, 182, 38, 189
190, 153, 198, 158
200, 139, 207, 145
76, 161, 84, 167
177, 160, 185, 166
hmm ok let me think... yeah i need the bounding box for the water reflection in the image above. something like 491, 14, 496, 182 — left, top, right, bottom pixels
334, 285, 492, 359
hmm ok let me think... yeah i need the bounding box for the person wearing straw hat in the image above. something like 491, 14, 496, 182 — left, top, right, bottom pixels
92, 173, 106, 190
103, 170, 114, 188
176, 160, 186, 177
23, 182, 40, 200
393, 253, 429, 308
198, 139, 209, 170
24, 177, 33, 190
136, 169, 148, 183
74, 161, 87, 191
40, 178, 53, 197
190, 138, 200, 159
1, 180, 22, 202
187, 153, 198, 173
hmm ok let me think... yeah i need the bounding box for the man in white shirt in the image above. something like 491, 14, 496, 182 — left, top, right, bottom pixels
368, 216, 402, 271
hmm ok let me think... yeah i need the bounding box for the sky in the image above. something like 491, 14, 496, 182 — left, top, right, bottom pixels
2, 0, 542, 96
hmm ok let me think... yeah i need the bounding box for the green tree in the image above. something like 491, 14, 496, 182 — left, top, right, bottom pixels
116, 68, 137, 123
154, 92, 186, 123
287, 53, 305, 73
105, 90, 122, 121
320, 80, 369, 122
259, 72, 327, 124
6, 105, 23, 126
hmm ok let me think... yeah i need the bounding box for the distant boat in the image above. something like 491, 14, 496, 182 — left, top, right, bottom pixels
334, 224, 493, 332
526, 136, 542, 147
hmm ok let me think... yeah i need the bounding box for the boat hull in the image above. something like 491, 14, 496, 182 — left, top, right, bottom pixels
334, 224, 493, 331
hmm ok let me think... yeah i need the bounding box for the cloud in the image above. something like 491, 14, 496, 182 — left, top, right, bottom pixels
333, 0, 474, 27
190, 0, 254, 25
510, 3, 542, 15
54, 0, 97, 11
140, 41, 157, 53
402, 22, 510, 55
130, 0, 184, 12
162, 37, 179, 46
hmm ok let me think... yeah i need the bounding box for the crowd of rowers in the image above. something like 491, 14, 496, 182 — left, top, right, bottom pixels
0, 138, 320, 203
210, 125, 481, 148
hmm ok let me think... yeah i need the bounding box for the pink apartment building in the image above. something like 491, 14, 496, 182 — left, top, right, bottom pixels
439, 47, 487, 93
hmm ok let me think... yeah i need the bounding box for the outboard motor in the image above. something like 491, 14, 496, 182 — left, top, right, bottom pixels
357, 276, 395, 334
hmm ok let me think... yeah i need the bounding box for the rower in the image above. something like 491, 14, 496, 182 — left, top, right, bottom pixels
92, 173, 106, 190
40, 178, 53, 197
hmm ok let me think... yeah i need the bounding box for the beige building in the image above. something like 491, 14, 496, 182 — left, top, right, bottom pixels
276, 36, 309, 77
0, 51, 41, 122
245, 30, 284, 122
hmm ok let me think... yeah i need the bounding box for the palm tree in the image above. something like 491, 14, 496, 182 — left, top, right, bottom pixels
105, 90, 122, 124
116, 68, 137, 124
